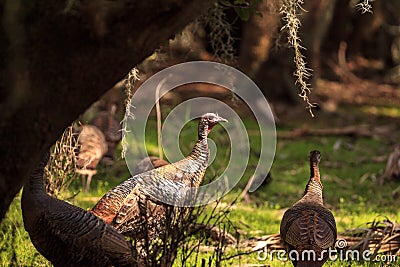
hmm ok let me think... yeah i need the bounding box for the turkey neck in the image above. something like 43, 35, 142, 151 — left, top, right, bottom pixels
189, 118, 211, 161
182, 122, 211, 186
194, 121, 212, 160
22, 156, 49, 231
300, 161, 323, 205
23, 159, 48, 196
189, 135, 208, 155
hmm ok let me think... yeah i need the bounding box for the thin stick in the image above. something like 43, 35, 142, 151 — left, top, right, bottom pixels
239, 175, 256, 201
155, 78, 168, 160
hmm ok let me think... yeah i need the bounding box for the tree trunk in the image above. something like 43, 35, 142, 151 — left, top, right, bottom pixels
254, 48, 300, 103
238, 0, 281, 77
237, 0, 299, 103
0, 0, 215, 221
301, 0, 337, 87
324, 0, 351, 53
347, 0, 384, 56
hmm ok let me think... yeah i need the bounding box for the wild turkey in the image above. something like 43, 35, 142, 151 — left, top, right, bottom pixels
75, 124, 108, 193
280, 150, 337, 267
90, 113, 227, 240
21, 152, 136, 267
131, 156, 169, 176
90, 106, 122, 164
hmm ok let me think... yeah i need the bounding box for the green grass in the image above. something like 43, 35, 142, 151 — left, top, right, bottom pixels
0, 195, 50, 266
1, 107, 400, 266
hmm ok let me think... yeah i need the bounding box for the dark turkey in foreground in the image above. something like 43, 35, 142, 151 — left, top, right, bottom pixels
22, 152, 135, 267
280, 150, 337, 267
91, 113, 227, 240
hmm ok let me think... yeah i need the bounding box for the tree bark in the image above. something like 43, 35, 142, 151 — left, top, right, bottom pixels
347, 0, 384, 56
301, 0, 337, 87
0, 0, 215, 221
238, 0, 281, 77
236, 0, 299, 103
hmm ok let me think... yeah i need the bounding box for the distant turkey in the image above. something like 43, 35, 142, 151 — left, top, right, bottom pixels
90, 107, 122, 164
75, 124, 108, 193
91, 113, 227, 240
22, 152, 136, 267
132, 156, 169, 176
280, 150, 337, 267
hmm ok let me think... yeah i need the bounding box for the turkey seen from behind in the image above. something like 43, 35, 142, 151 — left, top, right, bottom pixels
280, 150, 337, 267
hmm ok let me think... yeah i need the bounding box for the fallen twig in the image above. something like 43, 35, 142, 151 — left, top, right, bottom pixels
278, 125, 393, 139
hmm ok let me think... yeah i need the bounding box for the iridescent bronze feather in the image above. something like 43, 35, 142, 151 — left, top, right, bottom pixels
22, 152, 135, 267
280, 151, 337, 267
91, 113, 227, 240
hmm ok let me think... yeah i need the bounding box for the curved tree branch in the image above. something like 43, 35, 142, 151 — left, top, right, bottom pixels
0, 0, 216, 221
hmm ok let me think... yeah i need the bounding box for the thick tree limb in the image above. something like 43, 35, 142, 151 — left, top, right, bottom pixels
0, 0, 215, 221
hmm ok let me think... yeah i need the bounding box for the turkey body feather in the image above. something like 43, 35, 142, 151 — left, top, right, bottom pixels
91, 113, 227, 240
22, 153, 135, 267
280, 150, 337, 267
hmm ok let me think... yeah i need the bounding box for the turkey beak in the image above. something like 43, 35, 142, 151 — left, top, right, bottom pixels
214, 116, 228, 124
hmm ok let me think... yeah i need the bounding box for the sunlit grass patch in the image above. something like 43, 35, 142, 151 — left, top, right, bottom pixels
1, 112, 399, 266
